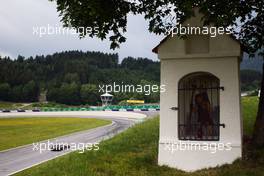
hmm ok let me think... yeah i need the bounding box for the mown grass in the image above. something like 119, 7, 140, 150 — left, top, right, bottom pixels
0, 101, 89, 110
22, 102, 69, 110
15, 96, 264, 176
0, 102, 23, 109
242, 96, 259, 135
0, 117, 111, 151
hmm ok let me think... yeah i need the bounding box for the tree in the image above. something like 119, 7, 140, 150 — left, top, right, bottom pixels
254, 62, 264, 147
47, 87, 60, 102
80, 84, 100, 105
51, 0, 264, 146
17, 55, 25, 63
241, 70, 262, 91
0, 83, 10, 101
47, 83, 81, 105
64, 73, 80, 84
10, 85, 23, 102
22, 81, 39, 102
58, 83, 81, 105
234, 2, 264, 147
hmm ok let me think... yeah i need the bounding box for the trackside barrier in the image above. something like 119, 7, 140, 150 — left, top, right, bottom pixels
39, 105, 160, 112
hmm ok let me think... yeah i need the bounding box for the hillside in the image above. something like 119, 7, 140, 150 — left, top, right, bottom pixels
0, 50, 262, 105
241, 53, 263, 72
0, 51, 160, 105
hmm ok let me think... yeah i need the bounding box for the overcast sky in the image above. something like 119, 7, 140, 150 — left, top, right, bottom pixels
0, 0, 163, 61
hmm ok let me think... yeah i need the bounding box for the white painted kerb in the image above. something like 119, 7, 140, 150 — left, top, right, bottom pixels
0, 111, 147, 121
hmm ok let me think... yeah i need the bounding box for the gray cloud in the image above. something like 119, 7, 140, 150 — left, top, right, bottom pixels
0, 0, 163, 61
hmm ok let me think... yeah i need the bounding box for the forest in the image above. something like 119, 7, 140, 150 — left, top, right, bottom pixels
0, 50, 261, 105
0, 51, 160, 105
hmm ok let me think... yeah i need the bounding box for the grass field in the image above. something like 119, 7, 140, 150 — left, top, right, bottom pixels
0, 101, 83, 110
0, 102, 24, 109
0, 117, 111, 151
242, 96, 259, 135
22, 102, 69, 110
15, 96, 264, 176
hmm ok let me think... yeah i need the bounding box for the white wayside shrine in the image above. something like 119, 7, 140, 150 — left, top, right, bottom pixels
153, 11, 243, 171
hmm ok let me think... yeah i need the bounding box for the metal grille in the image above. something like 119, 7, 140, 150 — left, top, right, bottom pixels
178, 72, 224, 141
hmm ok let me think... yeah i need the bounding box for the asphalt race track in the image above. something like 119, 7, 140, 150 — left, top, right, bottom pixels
0, 111, 156, 176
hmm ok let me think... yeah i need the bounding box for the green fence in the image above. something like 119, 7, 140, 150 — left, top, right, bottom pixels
41, 105, 160, 112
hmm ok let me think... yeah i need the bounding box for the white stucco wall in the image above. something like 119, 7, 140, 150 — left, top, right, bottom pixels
160, 56, 242, 142
157, 31, 242, 171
